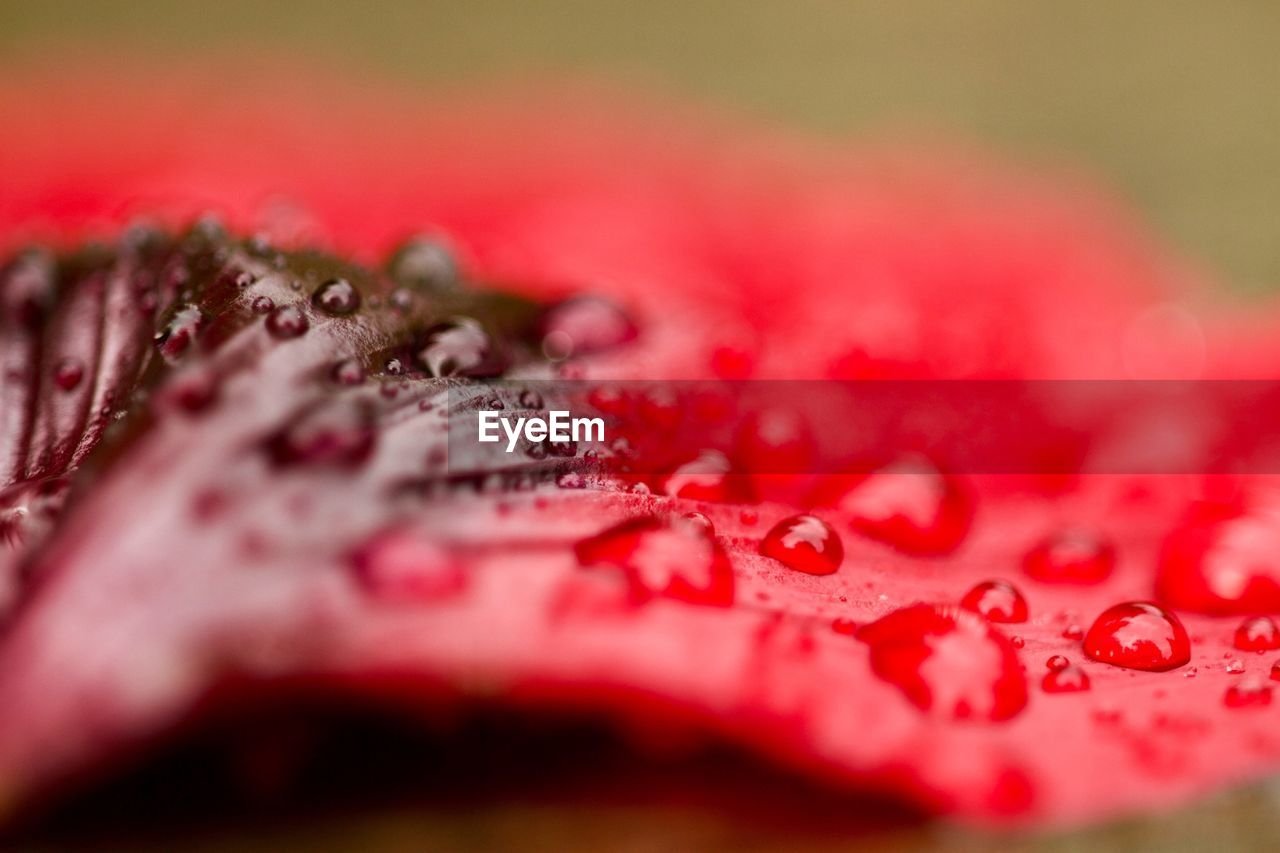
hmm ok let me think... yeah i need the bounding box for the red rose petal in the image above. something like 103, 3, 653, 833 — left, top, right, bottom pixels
6, 67, 1280, 833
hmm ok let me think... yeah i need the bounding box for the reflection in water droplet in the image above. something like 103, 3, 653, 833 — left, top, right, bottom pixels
312, 277, 360, 315
155, 303, 205, 360
1042, 665, 1090, 693
1083, 601, 1190, 672
1234, 615, 1280, 651
417, 318, 501, 377
856, 603, 1027, 721
265, 304, 309, 339
680, 511, 714, 536
835, 458, 972, 556
961, 580, 1028, 623
1158, 498, 1280, 614
574, 515, 734, 606
759, 514, 843, 576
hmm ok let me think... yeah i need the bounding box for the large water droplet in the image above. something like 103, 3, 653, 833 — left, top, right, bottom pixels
758, 514, 843, 576
265, 304, 309, 339
856, 603, 1027, 721
311, 277, 360, 315
1234, 615, 1280, 651
1158, 498, 1280, 614
833, 459, 972, 556
1083, 601, 1191, 672
1045, 655, 1069, 671
350, 529, 465, 602
961, 580, 1028, 623
574, 515, 734, 606
417, 318, 502, 377
1022, 530, 1115, 584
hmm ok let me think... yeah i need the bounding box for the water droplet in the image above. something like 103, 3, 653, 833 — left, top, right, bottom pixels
680, 511, 714, 535
1234, 615, 1280, 651
574, 515, 734, 606
384, 358, 404, 376
740, 508, 759, 526
154, 303, 204, 360
265, 304, 309, 339
386, 237, 458, 290
417, 318, 502, 377
758, 514, 843, 576
662, 450, 742, 503
831, 617, 859, 636
960, 580, 1028, 623
539, 296, 637, 359
1043, 665, 1091, 693
330, 359, 365, 386
350, 529, 465, 602
251, 295, 275, 314
1184, 666, 1198, 678
1046, 655, 1070, 671
833, 458, 972, 556
1224, 677, 1272, 708
1062, 624, 1084, 640
311, 277, 360, 315
1158, 498, 1280, 614
53, 358, 84, 391
856, 603, 1027, 721
269, 402, 375, 468
1225, 658, 1245, 674
389, 288, 414, 312
1083, 601, 1191, 671
1271, 660, 1280, 681
1022, 529, 1115, 584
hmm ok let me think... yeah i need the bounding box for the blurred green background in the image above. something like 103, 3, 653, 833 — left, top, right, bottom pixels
2, 0, 1279, 291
